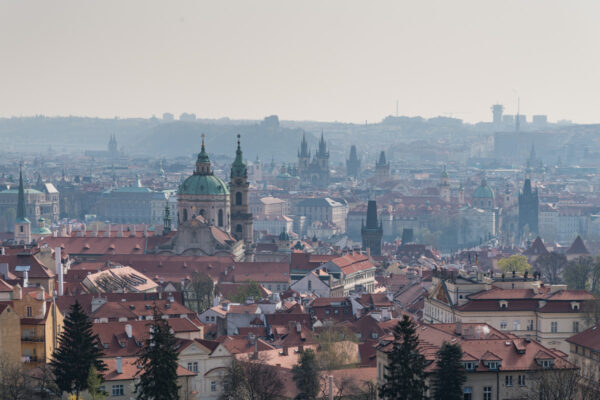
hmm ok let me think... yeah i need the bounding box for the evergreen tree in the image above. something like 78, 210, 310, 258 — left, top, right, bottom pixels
432, 342, 466, 400
51, 300, 105, 399
292, 348, 320, 400
135, 305, 180, 400
379, 315, 427, 400
87, 366, 107, 400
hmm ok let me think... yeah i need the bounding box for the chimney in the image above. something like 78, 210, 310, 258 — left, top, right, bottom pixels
66, 224, 72, 236
0, 263, 8, 280
105, 224, 111, 238
0, 247, 4, 255
93, 224, 99, 237
55, 247, 63, 296
23, 270, 28, 288
282, 346, 288, 356
37, 286, 45, 300
125, 324, 133, 338
296, 322, 301, 333
455, 320, 462, 336
366, 247, 371, 257
79, 223, 86, 237
131, 225, 136, 237
116, 357, 123, 374
143, 225, 148, 238
329, 375, 334, 400
118, 224, 123, 238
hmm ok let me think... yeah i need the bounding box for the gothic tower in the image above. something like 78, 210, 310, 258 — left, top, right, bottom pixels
375, 151, 390, 184
314, 131, 330, 186
14, 166, 31, 244
297, 133, 310, 178
346, 145, 361, 179
361, 200, 383, 256
230, 135, 254, 256
518, 179, 539, 238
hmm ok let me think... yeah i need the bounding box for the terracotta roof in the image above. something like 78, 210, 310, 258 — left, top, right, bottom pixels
217, 335, 275, 354
102, 357, 195, 381
566, 324, 600, 351
40, 236, 148, 256
330, 253, 376, 275
0, 254, 54, 279
231, 262, 290, 284
0, 278, 13, 292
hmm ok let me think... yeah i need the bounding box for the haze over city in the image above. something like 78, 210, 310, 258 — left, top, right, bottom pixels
2, 0, 600, 123
2, 2, 600, 400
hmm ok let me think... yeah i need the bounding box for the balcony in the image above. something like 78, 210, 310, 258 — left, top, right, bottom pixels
21, 336, 44, 342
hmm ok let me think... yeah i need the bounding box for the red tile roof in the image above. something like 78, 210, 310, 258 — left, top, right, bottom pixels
566, 324, 600, 351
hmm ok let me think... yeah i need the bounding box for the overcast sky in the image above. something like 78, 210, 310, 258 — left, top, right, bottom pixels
1, 1, 599, 123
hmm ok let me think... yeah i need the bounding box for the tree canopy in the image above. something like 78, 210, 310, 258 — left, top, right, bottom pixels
498, 255, 531, 274
292, 349, 320, 400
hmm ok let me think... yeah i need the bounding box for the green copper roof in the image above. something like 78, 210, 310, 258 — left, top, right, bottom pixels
32, 226, 52, 235
473, 179, 494, 199
231, 135, 247, 178
178, 174, 229, 196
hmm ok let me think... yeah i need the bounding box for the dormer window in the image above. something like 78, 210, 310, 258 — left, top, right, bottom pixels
462, 362, 475, 371
487, 362, 499, 370
499, 300, 508, 309
571, 302, 580, 311
541, 360, 552, 369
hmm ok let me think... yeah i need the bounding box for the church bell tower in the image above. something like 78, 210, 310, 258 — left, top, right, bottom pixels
230, 135, 253, 258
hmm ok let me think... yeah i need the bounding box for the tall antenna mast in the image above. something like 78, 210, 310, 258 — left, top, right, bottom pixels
515, 97, 521, 132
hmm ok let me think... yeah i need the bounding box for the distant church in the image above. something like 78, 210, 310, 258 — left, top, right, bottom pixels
346, 145, 361, 179
297, 132, 330, 188
155, 135, 253, 260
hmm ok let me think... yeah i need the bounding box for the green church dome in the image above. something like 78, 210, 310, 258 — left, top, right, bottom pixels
178, 174, 229, 196
473, 179, 494, 199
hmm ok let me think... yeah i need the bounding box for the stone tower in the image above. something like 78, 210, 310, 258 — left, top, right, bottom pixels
518, 179, 539, 237
14, 166, 31, 244
346, 145, 361, 179
361, 200, 383, 256
439, 165, 451, 202
230, 135, 254, 256
314, 131, 330, 186
375, 151, 390, 184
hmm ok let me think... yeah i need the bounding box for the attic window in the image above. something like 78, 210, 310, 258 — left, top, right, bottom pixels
487, 362, 499, 370
499, 300, 508, 309
462, 362, 475, 371
83, 244, 90, 250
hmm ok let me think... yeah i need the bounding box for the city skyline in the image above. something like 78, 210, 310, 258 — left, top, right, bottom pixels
1, 1, 600, 123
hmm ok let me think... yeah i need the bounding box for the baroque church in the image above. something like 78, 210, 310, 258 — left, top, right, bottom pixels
154, 135, 253, 261
297, 132, 330, 188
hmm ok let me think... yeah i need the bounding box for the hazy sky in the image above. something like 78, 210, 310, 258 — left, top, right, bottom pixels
1, 1, 599, 123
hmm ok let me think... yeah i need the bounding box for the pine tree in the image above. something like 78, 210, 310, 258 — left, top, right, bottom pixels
135, 305, 180, 400
379, 315, 427, 400
432, 342, 466, 400
51, 300, 106, 399
292, 348, 320, 400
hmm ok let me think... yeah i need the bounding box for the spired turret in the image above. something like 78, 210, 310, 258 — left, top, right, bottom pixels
361, 200, 383, 256
15, 165, 31, 244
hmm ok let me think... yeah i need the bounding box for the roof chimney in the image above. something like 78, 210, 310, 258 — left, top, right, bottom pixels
105, 224, 111, 238
130, 225, 136, 237
125, 324, 132, 338
116, 357, 123, 374
0, 263, 8, 280
23, 270, 28, 288
118, 224, 123, 238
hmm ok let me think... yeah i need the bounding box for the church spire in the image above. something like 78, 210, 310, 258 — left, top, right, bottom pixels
231, 134, 247, 178
163, 200, 172, 234
17, 165, 28, 222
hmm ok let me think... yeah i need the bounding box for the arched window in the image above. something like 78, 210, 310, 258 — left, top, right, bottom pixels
236, 224, 243, 233
199, 209, 205, 217
218, 209, 223, 227
236, 192, 242, 206
183, 209, 188, 222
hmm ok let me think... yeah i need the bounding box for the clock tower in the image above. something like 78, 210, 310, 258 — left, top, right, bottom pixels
230, 135, 253, 258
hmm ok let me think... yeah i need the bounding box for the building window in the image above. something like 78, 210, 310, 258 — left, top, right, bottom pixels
26, 306, 33, 317
463, 387, 472, 400
551, 321, 558, 333
573, 321, 579, 333
112, 384, 124, 396
183, 209, 188, 222
487, 362, 499, 370
192, 362, 198, 372
527, 320, 534, 330
211, 381, 217, 392
187, 362, 193, 371
518, 375, 526, 386
500, 321, 507, 330
218, 209, 224, 227
463, 362, 474, 371
308, 280, 312, 290
483, 386, 492, 400
20, 226, 23, 233
505, 375, 513, 386
236, 192, 242, 206
513, 320, 520, 330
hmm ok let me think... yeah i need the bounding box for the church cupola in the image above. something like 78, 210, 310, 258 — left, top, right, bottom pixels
195, 134, 212, 175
